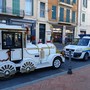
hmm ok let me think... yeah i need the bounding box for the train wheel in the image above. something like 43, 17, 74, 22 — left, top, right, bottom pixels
53, 57, 62, 69
20, 61, 35, 73
0, 64, 16, 79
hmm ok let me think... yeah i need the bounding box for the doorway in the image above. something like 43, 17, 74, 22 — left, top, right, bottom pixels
39, 24, 46, 43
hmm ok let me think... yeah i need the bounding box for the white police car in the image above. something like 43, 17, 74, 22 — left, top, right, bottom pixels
64, 36, 90, 60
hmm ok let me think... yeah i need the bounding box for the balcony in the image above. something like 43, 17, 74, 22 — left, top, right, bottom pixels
59, 0, 73, 8
58, 18, 76, 25
0, 7, 24, 18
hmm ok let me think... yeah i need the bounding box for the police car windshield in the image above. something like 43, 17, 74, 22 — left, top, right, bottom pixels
77, 38, 89, 46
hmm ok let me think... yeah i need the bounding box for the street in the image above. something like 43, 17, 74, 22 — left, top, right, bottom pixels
1, 58, 90, 90
0, 0, 90, 90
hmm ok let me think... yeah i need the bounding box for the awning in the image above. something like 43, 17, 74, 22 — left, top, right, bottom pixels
0, 24, 26, 31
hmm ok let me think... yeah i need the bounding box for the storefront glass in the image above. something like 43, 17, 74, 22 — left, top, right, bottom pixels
52, 27, 62, 43
65, 26, 75, 44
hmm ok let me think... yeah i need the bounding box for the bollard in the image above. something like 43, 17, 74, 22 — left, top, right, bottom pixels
67, 50, 72, 74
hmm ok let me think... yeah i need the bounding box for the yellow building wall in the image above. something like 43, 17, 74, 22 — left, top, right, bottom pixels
48, 0, 58, 22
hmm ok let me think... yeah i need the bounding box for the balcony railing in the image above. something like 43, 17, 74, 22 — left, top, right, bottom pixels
0, 7, 24, 18
59, 0, 73, 7
59, 18, 76, 25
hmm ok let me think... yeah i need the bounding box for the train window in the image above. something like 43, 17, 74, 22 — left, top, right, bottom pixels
2, 32, 22, 49
14, 33, 22, 48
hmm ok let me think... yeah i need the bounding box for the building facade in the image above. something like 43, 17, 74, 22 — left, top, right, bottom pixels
87, 0, 90, 34
76, 0, 89, 37
0, 0, 51, 44
35, 0, 50, 44
0, 0, 37, 44
48, 0, 78, 44
2, 0, 89, 44
48, 0, 59, 42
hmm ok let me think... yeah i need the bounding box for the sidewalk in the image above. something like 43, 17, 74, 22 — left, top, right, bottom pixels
15, 64, 90, 90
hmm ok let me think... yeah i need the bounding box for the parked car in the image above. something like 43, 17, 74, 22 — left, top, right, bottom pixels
63, 35, 90, 61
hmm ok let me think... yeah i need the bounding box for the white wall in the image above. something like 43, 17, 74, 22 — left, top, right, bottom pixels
36, 0, 50, 43
86, 0, 90, 34
76, 0, 88, 38
20, 0, 50, 44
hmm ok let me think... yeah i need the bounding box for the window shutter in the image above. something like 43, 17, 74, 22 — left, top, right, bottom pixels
13, 0, 20, 15
86, 0, 87, 8
73, 0, 76, 4
60, 7, 64, 22
52, 6, 56, 19
72, 11, 75, 23
66, 9, 70, 22
67, 0, 70, 4
2, 0, 6, 13
61, 0, 64, 2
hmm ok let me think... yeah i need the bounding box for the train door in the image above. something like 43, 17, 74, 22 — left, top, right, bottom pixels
2, 31, 23, 61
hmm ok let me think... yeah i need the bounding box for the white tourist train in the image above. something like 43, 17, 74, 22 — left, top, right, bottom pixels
0, 24, 65, 79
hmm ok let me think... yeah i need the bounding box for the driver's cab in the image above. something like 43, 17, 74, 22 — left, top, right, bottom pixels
3, 31, 22, 61
0, 29, 25, 62
0, 31, 23, 61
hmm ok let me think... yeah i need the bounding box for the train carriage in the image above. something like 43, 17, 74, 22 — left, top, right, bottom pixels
0, 24, 65, 79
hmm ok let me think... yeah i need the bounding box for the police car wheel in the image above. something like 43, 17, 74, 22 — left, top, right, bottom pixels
53, 57, 61, 69
83, 53, 89, 61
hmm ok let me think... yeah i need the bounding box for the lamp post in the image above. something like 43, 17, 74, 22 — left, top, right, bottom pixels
67, 50, 72, 74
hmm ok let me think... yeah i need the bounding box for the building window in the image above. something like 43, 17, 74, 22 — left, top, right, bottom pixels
80, 31, 86, 34
66, 9, 70, 22
59, 7, 64, 22
60, 0, 64, 2
82, 13, 85, 22
25, 0, 33, 16
40, 2, 45, 18
0, 0, 6, 13
66, 0, 70, 4
83, 0, 87, 8
12, 0, 20, 15
52, 6, 56, 19
72, 11, 76, 23
73, 0, 76, 4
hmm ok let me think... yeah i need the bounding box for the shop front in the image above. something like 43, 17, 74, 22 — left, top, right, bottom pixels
8, 19, 36, 44
51, 25, 63, 43
65, 25, 75, 44
51, 24, 75, 44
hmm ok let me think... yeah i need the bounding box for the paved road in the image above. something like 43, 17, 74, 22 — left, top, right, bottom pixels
54, 43, 65, 51
1, 58, 90, 90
